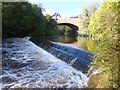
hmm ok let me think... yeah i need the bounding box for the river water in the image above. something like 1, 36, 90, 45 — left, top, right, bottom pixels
31, 35, 94, 73
2, 36, 94, 88
41, 35, 95, 52
2, 38, 88, 88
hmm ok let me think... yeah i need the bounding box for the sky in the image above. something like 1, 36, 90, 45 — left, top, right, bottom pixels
28, 0, 103, 18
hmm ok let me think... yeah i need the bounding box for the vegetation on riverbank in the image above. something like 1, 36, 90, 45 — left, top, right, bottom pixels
2, 2, 57, 37
2, 1, 119, 89
71, 3, 99, 36
56, 25, 72, 36
2, 2, 75, 37
88, 1, 120, 88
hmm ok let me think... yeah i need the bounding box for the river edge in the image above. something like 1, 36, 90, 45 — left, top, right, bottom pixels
1, 38, 88, 89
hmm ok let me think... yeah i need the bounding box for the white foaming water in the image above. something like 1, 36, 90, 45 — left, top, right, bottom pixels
2, 38, 88, 88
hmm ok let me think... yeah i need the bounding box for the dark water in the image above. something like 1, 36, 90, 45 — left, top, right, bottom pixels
43, 36, 95, 52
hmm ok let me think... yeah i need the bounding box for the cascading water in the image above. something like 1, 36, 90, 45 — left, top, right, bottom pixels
2, 38, 88, 88
31, 38, 94, 73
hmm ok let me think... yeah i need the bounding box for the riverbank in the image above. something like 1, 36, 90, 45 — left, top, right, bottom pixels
2, 38, 88, 89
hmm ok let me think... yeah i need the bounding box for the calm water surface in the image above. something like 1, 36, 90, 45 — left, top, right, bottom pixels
44, 36, 95, 52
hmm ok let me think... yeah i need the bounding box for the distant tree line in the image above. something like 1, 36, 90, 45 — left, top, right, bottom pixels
2, 2, 57, 38
56, 25, 73, 36
77, 3, 99, 35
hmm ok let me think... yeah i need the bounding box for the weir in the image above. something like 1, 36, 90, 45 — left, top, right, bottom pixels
2, 38, 88, 88
31, 38, 94, 73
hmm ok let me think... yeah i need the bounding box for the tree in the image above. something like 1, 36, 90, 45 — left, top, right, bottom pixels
44, 14, 57, 35
88, 1, 120, 88
56, 25, 72, 36
2, 2, 34, 37
78, 3, 99, 35
51, 13, 61, 20
2, 2, 57, 37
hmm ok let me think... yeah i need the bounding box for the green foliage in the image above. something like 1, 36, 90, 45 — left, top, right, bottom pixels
51, 13, 61, 20
2, 2, 57, 37
78, 4, 98, 35
87, 38, 95, 52
88, 1, 120, 88
56, 25, 72, 36
44, 14, 57, 35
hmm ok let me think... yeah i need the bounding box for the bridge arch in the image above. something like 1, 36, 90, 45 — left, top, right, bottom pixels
57, 23, 79, 31
57, 23, 78, 36
56, 18, 80, 36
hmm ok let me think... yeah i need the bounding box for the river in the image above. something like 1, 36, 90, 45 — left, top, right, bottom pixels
2, 38, 88, 88
40, 35, 95, 52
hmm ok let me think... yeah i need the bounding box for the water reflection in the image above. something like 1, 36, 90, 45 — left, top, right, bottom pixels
44, 36, 95, 52
77, 36, 89, 50
45, 36, 77, 43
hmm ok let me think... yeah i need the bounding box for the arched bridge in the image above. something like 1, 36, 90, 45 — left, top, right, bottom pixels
58, 23, 79, 31
56, 18, 80, 35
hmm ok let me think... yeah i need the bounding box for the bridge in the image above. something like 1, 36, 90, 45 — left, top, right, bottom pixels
56, 18, 81, 35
